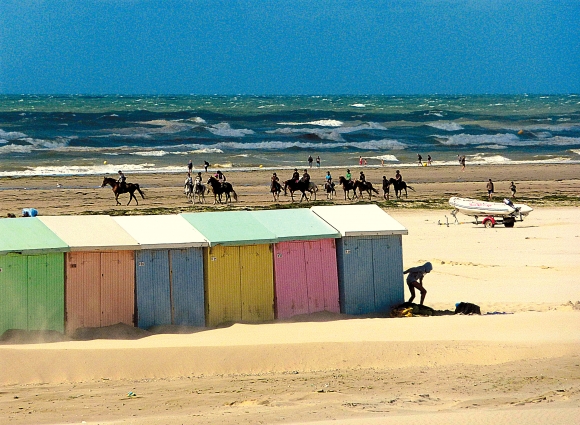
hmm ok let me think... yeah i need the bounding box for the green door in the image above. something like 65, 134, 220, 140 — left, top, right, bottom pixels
0, 255, 28, 334
27, 253, 65, 333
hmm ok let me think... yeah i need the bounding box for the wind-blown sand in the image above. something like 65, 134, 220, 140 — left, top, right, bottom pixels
0, 163, 579, 424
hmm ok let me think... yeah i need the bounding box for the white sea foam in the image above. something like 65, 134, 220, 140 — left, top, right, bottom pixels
188, 117, 206, 124
130, 150, 168, 157
366, 154, 399, 162
190, 148, 224, 154
208, 122, 254, 137
0, 144, 33, 154
350, 104, 366, 108
277, 119, 344, 127
427, 122, 464, 131
0, 129, 27, 140
571, 149, 580, 155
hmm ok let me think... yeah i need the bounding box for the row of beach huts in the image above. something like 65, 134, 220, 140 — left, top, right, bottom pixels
0, 205, 408, 336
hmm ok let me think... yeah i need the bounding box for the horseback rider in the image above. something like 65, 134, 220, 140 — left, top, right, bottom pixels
271, 172, 281, 191
194, 171, 202, 187
292, 168, 300, 183
395, 169, 402, 184
301, 169, 310, 184
185, 172, 193, 189
215, 170, 226, 186
325, 171, 333, 185
117, 170, 127, 190
359, 171, 366, 183
345, 169, 352, 182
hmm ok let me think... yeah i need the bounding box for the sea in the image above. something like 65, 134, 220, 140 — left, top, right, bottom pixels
1, 94, 579, 178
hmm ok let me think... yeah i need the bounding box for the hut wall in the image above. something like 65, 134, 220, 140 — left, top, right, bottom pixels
204, 244, 274, 327
273, 239, 339, 319
0, 253, 65, 334
135, 248, 205, 329
170, 248, 205, 327
337, 235, 404, 315
65, 251, 135, 334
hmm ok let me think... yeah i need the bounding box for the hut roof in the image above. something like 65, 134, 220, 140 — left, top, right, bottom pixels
39, 216, 140, 251
250, 209, 340, 241
0, 217, 69, 255
113, 215, 209, 249
311, 205, 408, 236
180, 211, 277, 246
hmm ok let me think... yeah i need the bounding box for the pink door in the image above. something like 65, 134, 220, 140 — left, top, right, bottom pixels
65, 252, 101, 334
305, 239, 339, 313
273, 242, 308, 319
101, 251, 135, 327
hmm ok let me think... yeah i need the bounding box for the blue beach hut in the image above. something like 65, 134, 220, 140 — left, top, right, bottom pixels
113, 215, 209, 328
311, 205, 408, 315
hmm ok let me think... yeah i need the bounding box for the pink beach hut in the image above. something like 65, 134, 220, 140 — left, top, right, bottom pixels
38, 216, 140, 334
251, 209, 341, 319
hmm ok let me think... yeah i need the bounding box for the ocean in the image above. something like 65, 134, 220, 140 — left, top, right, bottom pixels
1, 94, 579, 177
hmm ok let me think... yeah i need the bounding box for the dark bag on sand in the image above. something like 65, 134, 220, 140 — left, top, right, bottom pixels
454, 302, 481, 315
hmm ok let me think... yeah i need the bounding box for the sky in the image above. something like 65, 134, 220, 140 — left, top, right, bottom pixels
1, 0, 579, 95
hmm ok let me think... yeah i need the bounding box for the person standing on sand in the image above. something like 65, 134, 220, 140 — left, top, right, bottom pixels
308, 155, 313, 168
460, 155, 466, 171
427, 155, 432, 165
417, 153, 423, 166
204, 161, 209, 172
487, 179, 495, 200
404, 262, 432, 305
510, 181, 517, 198
359, 156, 363, 165
316, 156, 321, 167
188, 159, 193, 173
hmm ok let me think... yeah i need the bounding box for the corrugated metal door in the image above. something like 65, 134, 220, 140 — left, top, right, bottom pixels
273, 242, 308, 319
306, 239, 339, 314
101, 251, 135, 327
205, 245, 241, 327
337, 237, 375, 315
372, 235, 404, 311
27, 253, 65, 333
0, 254, 28, 334
135, 249, 171, 329
171, 248, 205, 327
66, 252, 101, 333
240, 244, 274, 322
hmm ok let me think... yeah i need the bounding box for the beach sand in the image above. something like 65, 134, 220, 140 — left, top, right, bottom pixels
0, 163, 579, 424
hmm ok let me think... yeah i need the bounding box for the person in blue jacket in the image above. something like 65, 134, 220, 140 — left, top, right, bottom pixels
403, 262, 433, 305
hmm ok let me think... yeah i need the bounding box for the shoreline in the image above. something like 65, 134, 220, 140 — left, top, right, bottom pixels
0, 162, 579, 216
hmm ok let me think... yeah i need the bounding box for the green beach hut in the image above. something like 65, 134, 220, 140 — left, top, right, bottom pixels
0, 218, 69, 335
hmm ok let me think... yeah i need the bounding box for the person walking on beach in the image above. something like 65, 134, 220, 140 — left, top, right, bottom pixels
204, 161, 210, 172
427, 155, 432, 165
486, 179, 495, 200
460, 155, 466, 171
316, 156, 321, 168
308, 155, 313, 168
359, 156, 363, 166
404, 262, 432, 305
510, 181, 517, 198
188, 159, 193, 173
417, 154, 423, 166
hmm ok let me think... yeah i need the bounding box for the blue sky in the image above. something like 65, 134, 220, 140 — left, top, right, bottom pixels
1, 0, 579, 95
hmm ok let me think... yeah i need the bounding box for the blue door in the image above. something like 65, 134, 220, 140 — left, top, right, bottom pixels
337, 237, 375, 315
171, 248, 205, 327
136, 250, 171, 328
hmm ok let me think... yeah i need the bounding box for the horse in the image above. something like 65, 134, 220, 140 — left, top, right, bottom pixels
207, 176, 238, 204
184, 181, 207, 204
324, 181, 336, 200
338, 176, 358, 200
389, 178, 415, 199
283, 179, 315, 202
382, 177, 390, 200
270, 181, 282, 202
101, 177, 145, 206
353, 180, 379, 200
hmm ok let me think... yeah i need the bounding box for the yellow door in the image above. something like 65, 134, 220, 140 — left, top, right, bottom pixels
204, 245, 241, 327
240, 244, 274, 322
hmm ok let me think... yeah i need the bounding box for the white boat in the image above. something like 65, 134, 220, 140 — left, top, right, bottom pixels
449, 197, 533, 227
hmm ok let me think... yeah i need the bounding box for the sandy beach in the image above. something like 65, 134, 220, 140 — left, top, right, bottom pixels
0, 163, 579, 424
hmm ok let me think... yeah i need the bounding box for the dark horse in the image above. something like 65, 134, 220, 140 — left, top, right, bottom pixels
270, 180, 282, 201
101, 177, 145, 206
324, 181, 336, 200
389, 178, 415, 199
207, 176, 238, 204
283, 179, 315, 202
338, 176, 357, 200
353, 180, 379, 200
